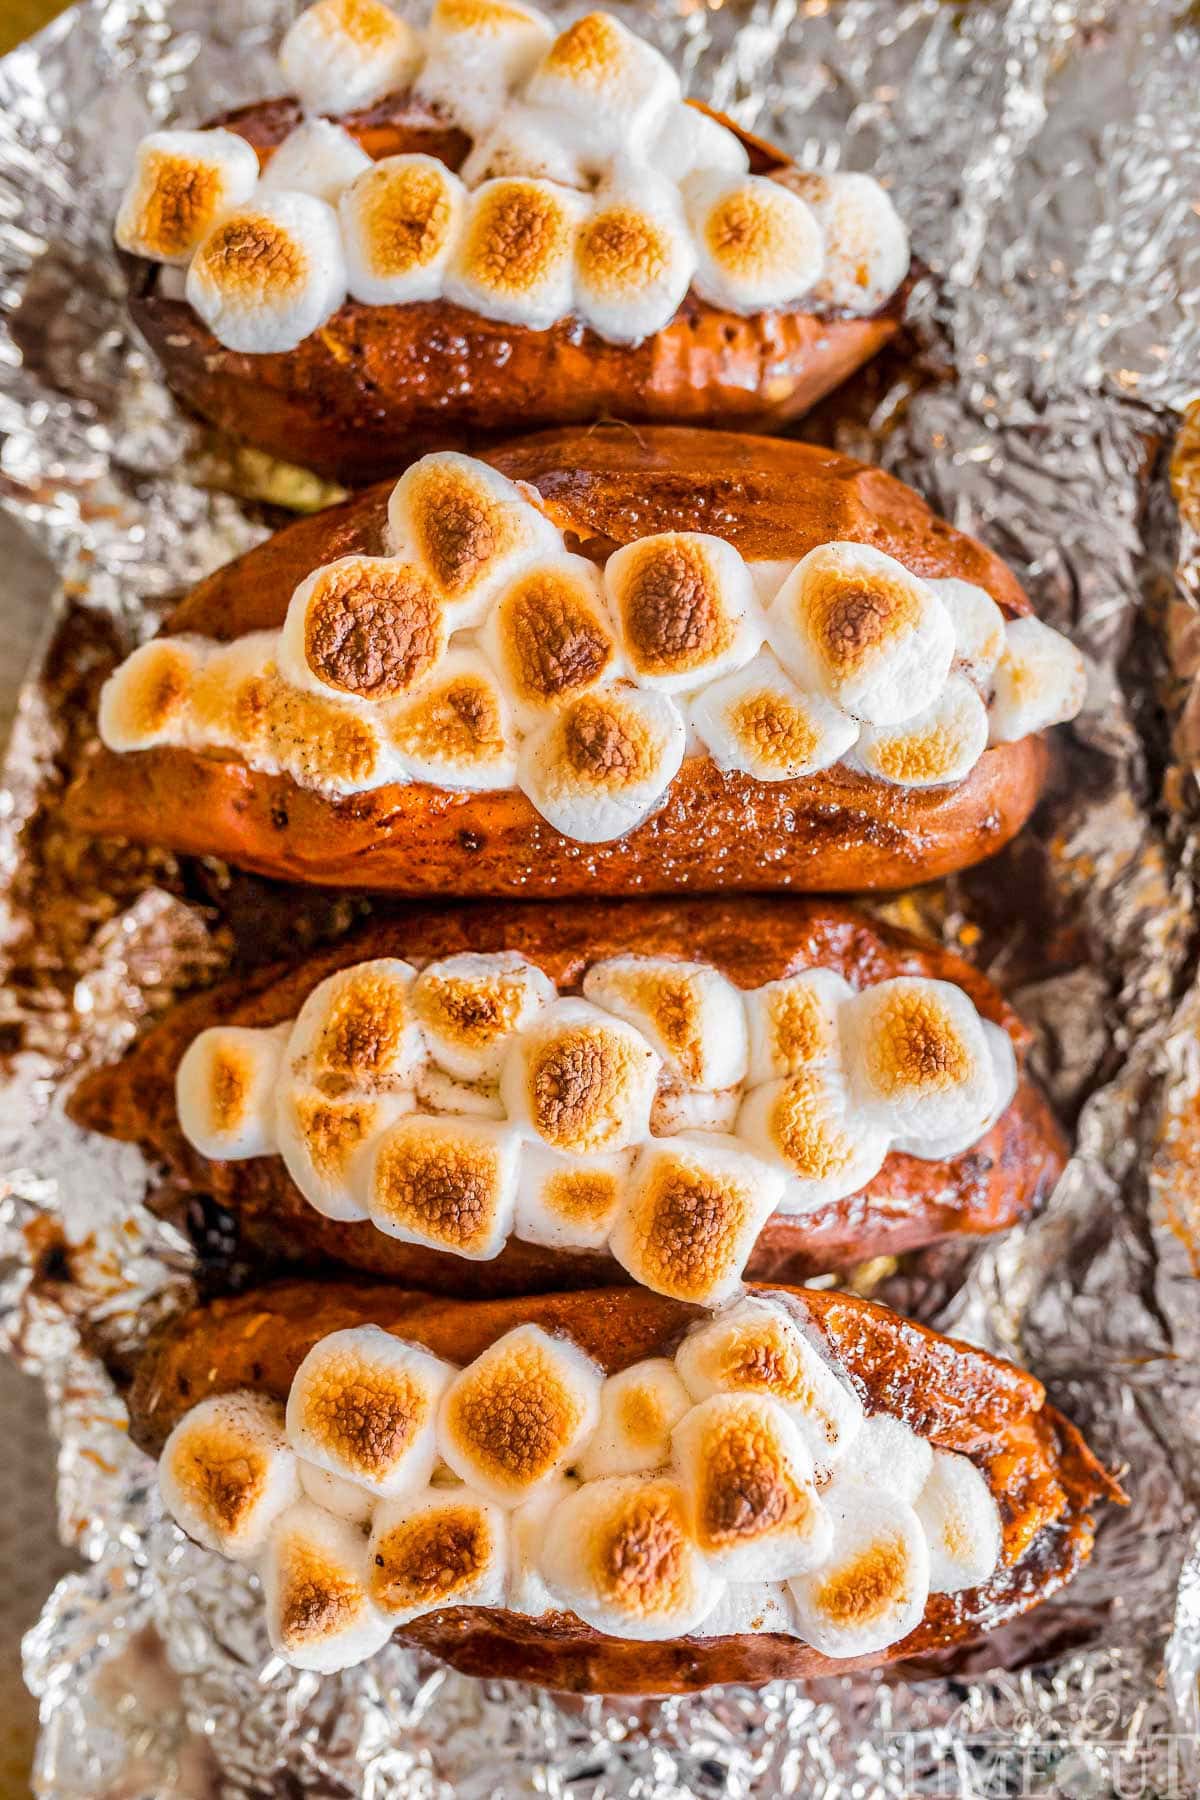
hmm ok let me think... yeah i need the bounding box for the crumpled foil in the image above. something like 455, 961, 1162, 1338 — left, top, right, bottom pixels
1, 0, 1199, 1793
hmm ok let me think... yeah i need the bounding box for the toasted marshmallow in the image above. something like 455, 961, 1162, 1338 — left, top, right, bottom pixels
460, 105, 588, 190
255, 664, 392, 793
383, 648, 517, 790
685, 171, 823, 315
649, 102, 749, 185
608, 1133, 784, 1305
930, 577, 1006, 688
159, 1392, 299, 1560
581, 956, 748, 1090
650, 1081, 741, 1137
744, 968, 853, 1086
673, 1394, 830, 1581
186, 631, 276, 751
286, 958, 423, 1095
539, 1475, 723, 1639
339, 155, 466, 305
574, 173, 695, 344
524, 13, 679, 168
186, 192, 346, 354
577, 1358, 692, 1481
262, 1501, 393, 1673
988, 616, 1087, 744
788, 1489, 930, 1659
689, 650, 860, 781
514, 1142, 632, 1249
280, 556, 447, 702
605, 533, 763, 693
389, 452, 556, 630
516, 684, 686, 842
500, 997, 660, 1155
368, 1486, 507, 1621
841, 975, 997, 1147
259, 119, 372, 205
438, 1323, 601, 1505
413, 1063, 506, 1119
736, 1069, 890, 1210
695, 1581, 795, 1638
507, 1473, 575, 1614
417, 0, 554, 138
444, 177, 585, 332
769, 543, 955, 727
779, 170, 909, 314
915, 1449, 1003, 1594
366, 1113, 520, 1258
115, 129, 260, 264
286, 1325, 454, 1497
855, 674, 989, 788
838, 1413, 933, 1504
99, 637, 199, 752
176, 1023, 286, 1161
276, 1083, 411, 1220
414, 952, 556, 1082
674, 1298, 863, 1478
279, 0, 422, 116
298, 1459, 377, 1526
479, 555, 619, 728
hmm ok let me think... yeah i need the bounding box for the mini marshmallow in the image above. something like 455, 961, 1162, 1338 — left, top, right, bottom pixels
608, 1132, 784, 1305
262, 1501, 394, 1673
539, 1475, 724, 1639
286, 1325, 454, 1497
689, 649, 860, 781
339, 155, 467, 306
744, 968, 854, 1086
159, 1392, 299, 1560
889, 1018, 1017, 1162
513, 1142, 633, 1250
988, 616, 1087, 744
605, 533, 764, 693
855, 673, 989, 788
444, 177, 585, 333
684, 171, 823, 314
500, 997, 660, 1155
649, 101, 750, 185
389, 452, 556, 630
276, 1083, 411, 1220
833, 1412, 932, 1504
650, 1081, 741, 1137
674, 1297, 864, 1478
915, 1449, 1003, 1594
254, 664, 392, 793
581, 955, 748, 1090
414, 951, 556, 1082
186, 191, 346, 354
930, 577, 1007, 688
769, 543, 955, 727
788, 1489, 930, 1659
736, 1068, 890, 1210
115, 128, 259, 264
368, 1486, 507, 1621
673, 1393, 831, 1581
183, 630, 279, 753
298, 1460, 377, 1526
383, 648, 518, 790
516, 684, 686, 842
841, 975, 998, 1148
523, 12, 679, 169
279, 0, 422, 116
507, 1473, 575, 1614
479, 556, 619, 729
366, 1113, 521, 1258
175, 1024, 286, 1160
417, 0, 554, 138
694, 1581, 795, 1638
779, 170, 909, 315
577, 1358, 692, 1481
285, 958, 423, 1095
413, 1063, 506, 1119
259, 119, 372, 205
98, 637, 200, 752
279, 556, 447, 702
574, 174, 696, 344
460, 105, 588, 190
437, 1323, 601, 1505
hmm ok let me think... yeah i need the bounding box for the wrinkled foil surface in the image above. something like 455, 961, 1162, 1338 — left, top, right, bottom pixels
1, 1, 1199, 1794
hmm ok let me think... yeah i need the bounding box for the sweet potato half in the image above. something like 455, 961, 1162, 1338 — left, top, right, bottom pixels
64, 426, 1050, 896
69, 896, 1066, 1296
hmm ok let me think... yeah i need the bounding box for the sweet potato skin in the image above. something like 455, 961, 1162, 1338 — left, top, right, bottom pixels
68, 896, 1067, 1294
63, 427, 1051, 896
127, 1277, 1123, 1694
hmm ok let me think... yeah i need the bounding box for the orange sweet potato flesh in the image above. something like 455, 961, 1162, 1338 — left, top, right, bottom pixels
63, 427, 1049, 896
125, 95, 905, 483
68, 896, 1067, 1295
126, 1276, 1123, 1694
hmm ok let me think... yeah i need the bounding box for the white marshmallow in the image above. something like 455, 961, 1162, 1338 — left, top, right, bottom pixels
262, 1501, 394, 1674
769, 543, 955, 727
259, 120, 372, 205
778, 170, 909, 315
523, 13, 680, 171
577, 1358, 692, 1481
175, 1023, 286, 1161
414, 951, 556, 1082
608, 1132, 784, 1305
506, 1472, 576, 1614
298, 1460, 377, 1526
186, 191, 346, 354
689, 649, 860, 781
365, 1113, 521, 1258
417, 0, 554, 139
650, 1081, 741, 1137
605, 533, 764, 693
279, 555, 448, 703
693, 1581, 795, 1638
684, 171, 823, 314
383, 648, 518, 790
479, 555, 620, 729
744, 968, 853, 1086
158, 1392, 299, 1560
444, 177, 586, 332
279, 0, 422, 117
513, 1142, 633, 1250
368, 1486, 508, 1621
286, 1325, 454, 1497
929, 577, 1006, 689
736, 1068, 890, 1212
98, 637, 201, 752
788, 1489, 930, 1659
115, 128, 260, 265
582, 956, 747, 1091
437, 1323, 602, 1505
749, 561, 796, 607
460, 104, 588, 190
574, 172, 696, 344
285, 959, 423, 1095
500, 997, 660, 1155
516, 683, 686, 842
832, 1412, 932, 1504
988, 615, 1087, 744
841, 975, 998, 1148
339, 155, 467, 306
891, 1017, 1018, 1161
649, 102, 749, 185
412, 1063, 506, 1119
915, 1449, 1003, 1594
854, 673, 989, 788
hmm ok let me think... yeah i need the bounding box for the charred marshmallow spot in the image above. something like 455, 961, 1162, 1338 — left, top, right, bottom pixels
605, 533, 763, 692
262, 1500, 393, 1674
279, 0, 422, 117
841, 975, 998, 1147
159, 1392, 299, 1560
186, 192, 347, 355
501, 997, 660, 1156
175, 1023, 286, 1161
285, 958, 422, 1096
280, 555, 447, 702
382, 648, 517, 789
914, 1448, 1003, 1594
389, 451, 555, 629
115, 129, 259, 264
988, 616, 1087, 744
577, 1358, 692, 1482
523, 12, 679, 168
445, 177, 585, 333
259, 120, 372, 206
689, 649, 859, 781
672, 1393, 830, 1581
778, 169, 909, 316
368, 1486, 507, 1620
479, 555, 619, 727
736, 1068, 890, 1210
366, 1113, 520, 1258
516, 683, 686, 842
417, 0, 554, 139
581, 955, 748, 1090
98, 638, 200, 752
513, 1142, 633, 1250
685, 171, 823, 314
788, 1489, 930, 1659
437, 1323, 601, 1505
414, 951, 556, 1082
743, 967, 853, 1085
340, 155, 466, 306
286, 1324, 453, 1496
855, 673, 989, 788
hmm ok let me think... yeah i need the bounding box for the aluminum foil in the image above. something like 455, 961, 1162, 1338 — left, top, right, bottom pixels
1, 0, 1199, 1793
